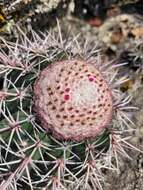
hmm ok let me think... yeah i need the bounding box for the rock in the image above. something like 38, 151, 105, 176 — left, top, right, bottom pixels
0, 0, 71, 35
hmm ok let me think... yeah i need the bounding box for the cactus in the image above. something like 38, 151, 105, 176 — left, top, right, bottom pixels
0, 22, 140, 190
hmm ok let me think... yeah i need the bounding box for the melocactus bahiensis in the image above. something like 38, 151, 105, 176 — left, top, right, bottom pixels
0, 23, 140, 190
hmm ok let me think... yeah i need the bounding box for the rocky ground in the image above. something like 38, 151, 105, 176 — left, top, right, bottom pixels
0, 0, 143, 189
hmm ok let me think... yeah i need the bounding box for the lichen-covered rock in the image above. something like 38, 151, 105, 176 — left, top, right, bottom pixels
0, 0, 71, 34
98, 14, 143, 55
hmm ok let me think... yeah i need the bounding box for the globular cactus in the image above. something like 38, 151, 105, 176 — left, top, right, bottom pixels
0, 23, 140, 190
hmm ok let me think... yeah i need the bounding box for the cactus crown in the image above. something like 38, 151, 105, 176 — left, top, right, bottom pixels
34, 59, 113, 141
